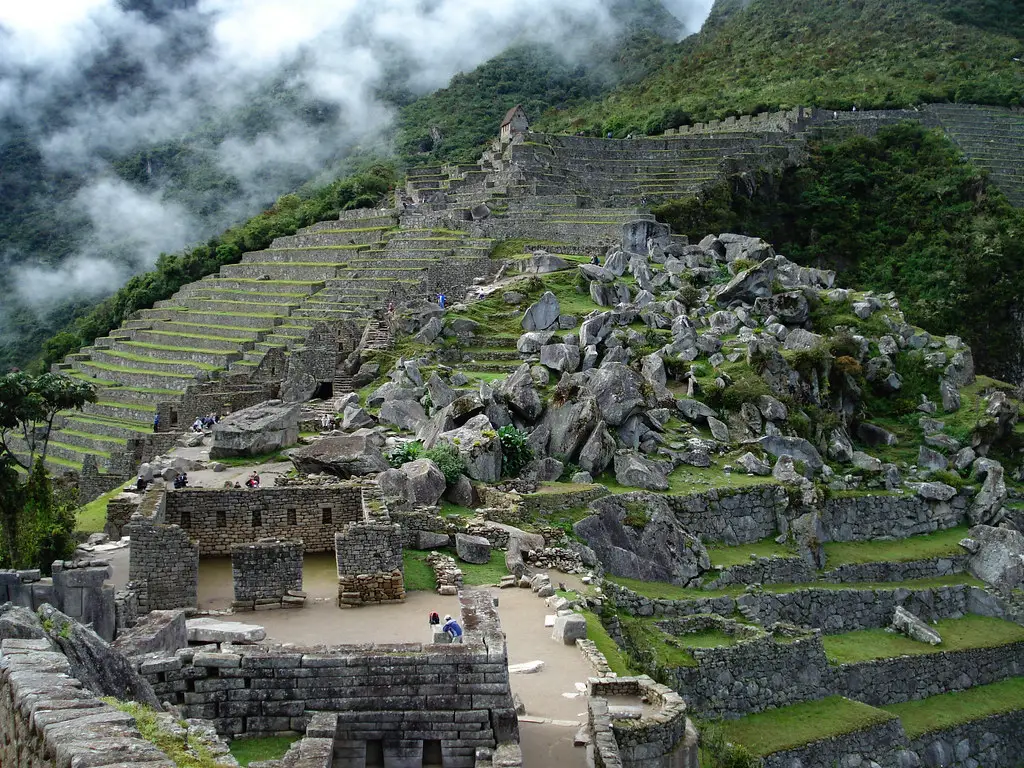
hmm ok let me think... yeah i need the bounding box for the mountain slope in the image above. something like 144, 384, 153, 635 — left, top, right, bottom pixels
539, 0, 1024, 135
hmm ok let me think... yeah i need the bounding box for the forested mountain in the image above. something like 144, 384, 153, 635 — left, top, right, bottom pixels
2, 0, 1023, 375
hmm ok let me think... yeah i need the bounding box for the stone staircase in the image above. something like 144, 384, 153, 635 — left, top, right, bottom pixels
926, 104, 1024, 207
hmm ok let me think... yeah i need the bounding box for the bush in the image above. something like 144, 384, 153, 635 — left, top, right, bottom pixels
388, 441, 422, 468
498, 425, 533, 478
422, 443, 466, 485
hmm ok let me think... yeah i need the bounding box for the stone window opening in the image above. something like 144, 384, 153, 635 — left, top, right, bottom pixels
252, 510, 262, 527
287, 508, 297, 525
322, 507, 332, 525
216, 510, 226, 528
180, 508, 191, 528
365, 740, 384, 767
422, 740, 443, 766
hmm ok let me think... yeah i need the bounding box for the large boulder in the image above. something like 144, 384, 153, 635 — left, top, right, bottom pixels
210, 400, 300, 459
378, 458, 447, 509
540, 344, 581, 373
288, 429, 389, 478
0, 603, 47, 641
891, 607, 942, 645
714, 259, 776, 304
498, 364, 545, 423
426, 373, 457, 410
520, 253, 571, 274
756, 435, 823, 470
969, 460, 1007, 526
455, 533, 492, 565
545, 391, 601, 461
584, 363, 648, 427
579, 421, 616, 475
379, 399, 428, 432
522, 291, 560, 331
39, 604, 162, 710
613, 452, 670, 491
438, 415, 502, 482
961, 525, 1024, 593
574, 495, 710, 585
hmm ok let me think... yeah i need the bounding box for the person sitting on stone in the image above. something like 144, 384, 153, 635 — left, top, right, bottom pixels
135, 475, 147, 492
590, 254, 600, 266
320, 413, 332, 431
191, 417, 203, 433
442, 615, 463, 642
246, 471, 260, 489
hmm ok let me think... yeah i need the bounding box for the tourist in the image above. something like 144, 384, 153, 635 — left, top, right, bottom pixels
246, 471, 261, 489
135, 475, 147, 492
442, 615, 463, 643
321, 413, 332, 431
590, 254, 600, 266
191, 417, 203, 433
429, 611, 440, 626
152, 414, 159, 433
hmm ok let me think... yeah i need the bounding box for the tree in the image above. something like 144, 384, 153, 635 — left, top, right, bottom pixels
0, 372, 97, 475
0, 372, 95, 568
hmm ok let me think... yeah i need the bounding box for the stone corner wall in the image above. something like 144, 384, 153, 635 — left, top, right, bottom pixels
0, 561, 116, 642
335, 521, 405, 606
0, 637, 175, 767
232, 538, 304, 608
127, 515, 198, 612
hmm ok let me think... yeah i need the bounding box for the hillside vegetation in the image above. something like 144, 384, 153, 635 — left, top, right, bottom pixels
539, 0, 1024, 136
653, 123, 1024, 380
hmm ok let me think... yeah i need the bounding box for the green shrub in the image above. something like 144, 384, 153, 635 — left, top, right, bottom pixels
622, 501, 650, 529
498, 425, 533, 478
930, 469, 966, 490
388, 441, 423, 468
422, 443, 466, 485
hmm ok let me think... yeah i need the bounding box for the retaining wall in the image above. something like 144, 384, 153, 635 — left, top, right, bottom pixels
821, 492, 969, 541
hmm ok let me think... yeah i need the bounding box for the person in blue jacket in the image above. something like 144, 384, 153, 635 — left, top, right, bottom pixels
442, 614, 463, 642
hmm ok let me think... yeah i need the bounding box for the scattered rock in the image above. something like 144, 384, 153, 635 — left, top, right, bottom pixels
522, 291, 561, 331
455, 533, 492, 565
613, 451, 670, 491
891, 606, 942, 645
187, 617, 266, 644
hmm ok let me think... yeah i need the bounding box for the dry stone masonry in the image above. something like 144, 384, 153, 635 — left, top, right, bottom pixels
232, 538, 304, 610
335, 520, 406, 606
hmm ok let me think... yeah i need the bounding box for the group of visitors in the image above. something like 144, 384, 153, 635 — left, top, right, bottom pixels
173, 472, 189, 489
320, 413, 337, 431
245, 471, 261, 489
191, 413, 220, 433
428, 611, 463, 642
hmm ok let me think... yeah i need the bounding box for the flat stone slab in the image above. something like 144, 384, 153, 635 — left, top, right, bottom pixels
509, 660, 545, 674
186, 617, 266, 644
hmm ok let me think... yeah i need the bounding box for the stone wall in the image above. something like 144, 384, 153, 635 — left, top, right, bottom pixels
702, 555, 815, 589
835, 642, 1024, 706
138, 589, 519, 768
736, 584, 977, 633
0, 562, 116, 642
0, 637, 176, 767
905, 710, 1024, 768
821, 492, 969, 541
105, 495, 139, 539
127, 515, 199, 612
164, 485, 364, 555
335, 521, 405, 606
655, 623, 829, 718
820, 555, 968, 583
78, 453, 129, 504
588, 676, 697, 768
232, 539, 303, 607
665, 485, 789, 544
517, 485, 609, 517
760, 718, 907, 768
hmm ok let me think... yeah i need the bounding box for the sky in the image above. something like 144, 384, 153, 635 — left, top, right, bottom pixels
0, 0, 715, 320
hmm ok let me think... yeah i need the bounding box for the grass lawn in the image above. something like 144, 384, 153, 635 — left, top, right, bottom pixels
76, 484, 130, 533
706, 537, 798, 568
440, 502, 478, 518
579, 609, 635, 676
720, 696, 896, 756
823, 615, 1024, 664
403, 548, 509, 591
213, 449, 294, 467
883, 678, 1024, 738
229, 735, 301, 766
596, 462, 779, 497
822, 526, 969, 567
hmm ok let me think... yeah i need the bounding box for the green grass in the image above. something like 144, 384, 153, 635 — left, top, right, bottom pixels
823, 526, 970, 567
720, 697, 896, 756
58, 429, 127, 446
822, 615, 1024, 664
580, 609, 635, 677
103, 698, 225, 767
121, 341, 239, 355
597, 462, 779, 497
440, 502, 478, 518
76, 484, 129, 533
706, 537, 798, 568
883, 678, 1024, 738
229, 735, 301, 766
82, 361, 195, 378
403, 547, 510, 590
213, 449, 293, 467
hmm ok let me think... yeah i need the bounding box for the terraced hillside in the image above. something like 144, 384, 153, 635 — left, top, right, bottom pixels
927, 103, 1024, 207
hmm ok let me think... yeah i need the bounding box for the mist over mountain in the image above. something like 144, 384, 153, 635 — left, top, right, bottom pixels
0, 0, 713, 366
